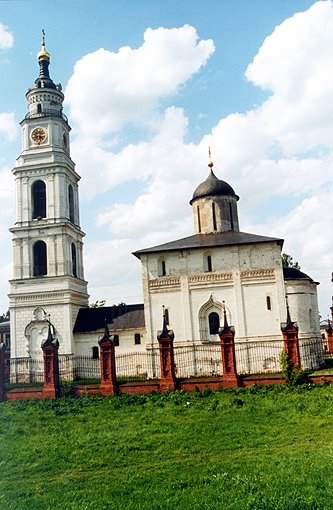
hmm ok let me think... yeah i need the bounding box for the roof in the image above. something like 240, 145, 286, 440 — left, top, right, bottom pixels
283, 266, 317, 283
190, 169, 239, 204
73, 304, 144, 334
133, 231, 284, 258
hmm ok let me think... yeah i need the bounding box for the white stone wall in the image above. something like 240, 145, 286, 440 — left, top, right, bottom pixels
74, 327, 146, 356
142, 241, 286, 346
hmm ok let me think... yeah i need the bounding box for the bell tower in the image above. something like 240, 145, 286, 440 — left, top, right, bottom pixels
9, 33, 89, 359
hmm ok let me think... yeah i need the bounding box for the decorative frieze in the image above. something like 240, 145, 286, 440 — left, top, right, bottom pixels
149, 277, 181, 289
240, 268, 275, 281
189, 272, 233, 285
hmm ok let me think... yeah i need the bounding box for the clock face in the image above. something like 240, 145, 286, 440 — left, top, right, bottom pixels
31, 127, 46, 144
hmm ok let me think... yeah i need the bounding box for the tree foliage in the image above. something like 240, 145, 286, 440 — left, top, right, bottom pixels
282, 253, 301, 270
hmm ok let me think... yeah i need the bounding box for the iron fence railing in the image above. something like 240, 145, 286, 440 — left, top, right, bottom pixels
3, 338, 325, 390
174, 345, 222, 378
5, 357, 44, 390
59, 355, 100, 384
115, 351, 160, 381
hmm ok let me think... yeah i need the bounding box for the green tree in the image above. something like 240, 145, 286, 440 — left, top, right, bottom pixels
282, 253, 300, 270
89, 300, 106, 308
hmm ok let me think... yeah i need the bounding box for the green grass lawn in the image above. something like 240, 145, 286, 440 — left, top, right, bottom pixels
1, 384, 333, 510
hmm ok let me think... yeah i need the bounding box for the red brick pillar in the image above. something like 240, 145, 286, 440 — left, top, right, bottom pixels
0, 342, 6, 401
218, 309, 239, 388
326, 321, 333, 355
157, 313, 176, 393
281, 323, 300, 368
98, 324, 117, 395
42, 323, 60, 399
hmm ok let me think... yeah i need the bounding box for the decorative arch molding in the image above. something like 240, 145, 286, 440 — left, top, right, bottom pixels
24, 307, 53, 358
198, 295, 231, 342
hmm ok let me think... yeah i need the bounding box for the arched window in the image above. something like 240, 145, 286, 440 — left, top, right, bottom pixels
68, 184, 74, 223
33, 240, 47, 276
134, 333, 141, 345
37, 103, 42, 114
32, 180, 46, 219
113, 334, 119, 347
92, 346, 99, 359
71, 243, 77, 277
197, 206, 201, 233
229, 202, 234, 230
266, 296, 272, 310
212, 203, 217, 231
204, 253, 213, 272
209, 312, 220, 335
158, 259, 166, 277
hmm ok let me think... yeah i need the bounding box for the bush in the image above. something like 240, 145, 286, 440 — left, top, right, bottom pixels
278, 350, 306, 386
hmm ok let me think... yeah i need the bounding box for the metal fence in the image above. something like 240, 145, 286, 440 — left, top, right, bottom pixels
4, 338, 325, 390
115, 350, 160, 381
173, 345, 222, 378
5, 357, 44, 390
59, 355, 100, 384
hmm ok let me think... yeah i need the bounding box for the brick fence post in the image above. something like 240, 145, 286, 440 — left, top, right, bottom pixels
41, 323, 60, 399
326, 320, 333, 355
281, 299, 300, 368
218, 306, 239, 388
157, 310, 176, 393
98, 322, 117, 395
0, 342, 6, 401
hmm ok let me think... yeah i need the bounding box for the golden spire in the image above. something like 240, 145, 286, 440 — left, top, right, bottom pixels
208, 146, 214, 171
37, 29, 50, 62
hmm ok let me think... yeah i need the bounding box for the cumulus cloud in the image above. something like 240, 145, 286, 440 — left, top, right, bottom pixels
0, 113, 17, 141
0, 23, 13, 50
76, 2, 333, 314
65, 25, 214, 137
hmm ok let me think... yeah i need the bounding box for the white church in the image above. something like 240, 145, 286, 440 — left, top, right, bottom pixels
8, 39, 323, 373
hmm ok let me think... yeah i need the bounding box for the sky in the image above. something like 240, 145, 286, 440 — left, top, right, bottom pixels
0, 0, 331, 318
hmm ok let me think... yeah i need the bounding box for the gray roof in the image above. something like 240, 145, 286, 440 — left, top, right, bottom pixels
108, 309, 145, 330
133, 231, 284, 258
190, 169, 239, 204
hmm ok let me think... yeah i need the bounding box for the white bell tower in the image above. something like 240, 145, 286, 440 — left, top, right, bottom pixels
9, 33, 89, 359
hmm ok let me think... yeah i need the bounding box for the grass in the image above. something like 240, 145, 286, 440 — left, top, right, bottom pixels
1, 384, 333, 509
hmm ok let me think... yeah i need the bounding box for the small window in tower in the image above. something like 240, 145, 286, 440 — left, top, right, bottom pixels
229, 202, 234, 230
68, 184, 74, 223
37, 103, 42, 114
92, 346, 99, 359
33, 240, 47, 276
266, 296, 272, 311
158, 259, 166, 277
32, 180, 46, 219
204, 253, 213, 272
212, 202, 217, 231
209, 312, 220, 335
113, 334, 119, 346
134, 333, 141, 345
71, 243, 77, 277
197, 206, 201, 233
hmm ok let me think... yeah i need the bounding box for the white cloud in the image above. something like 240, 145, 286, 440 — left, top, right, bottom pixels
0, 23, 13, 50
77, 2, 333, 316
65, 25, 214, 137
0, 113, 17, 141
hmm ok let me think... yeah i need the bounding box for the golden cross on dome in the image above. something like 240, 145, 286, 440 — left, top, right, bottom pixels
208, 146, 214, 169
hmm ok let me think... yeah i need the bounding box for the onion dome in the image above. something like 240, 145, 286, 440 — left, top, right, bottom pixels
34, 30, 56, 90
190, 155, 239, 205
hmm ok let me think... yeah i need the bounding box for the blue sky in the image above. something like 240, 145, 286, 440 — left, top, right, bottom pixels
0, 0, 331, 317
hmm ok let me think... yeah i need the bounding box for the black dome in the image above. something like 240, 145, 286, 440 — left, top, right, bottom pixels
190, 169, 239, 204
283, 266, 313, 282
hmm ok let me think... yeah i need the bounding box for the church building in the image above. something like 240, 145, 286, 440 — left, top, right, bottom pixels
8, 39, 323, 374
